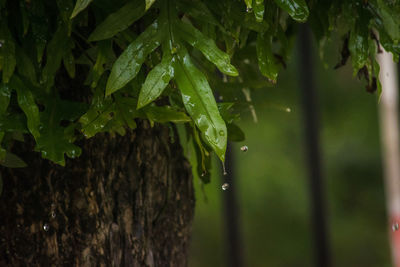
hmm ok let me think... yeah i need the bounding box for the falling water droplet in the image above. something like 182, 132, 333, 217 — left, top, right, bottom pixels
222, 162, 227, 176
0, 40, 4, 48
43, 223, 50, 232
219, 95, 224, 101
51, 211, 56, 219
285, 107, 291, 113
240, 145, 248, 152
201, 172, 206, 177
221, 183, 229, 190
246, 7, 253, 12
392, 222, 399, 232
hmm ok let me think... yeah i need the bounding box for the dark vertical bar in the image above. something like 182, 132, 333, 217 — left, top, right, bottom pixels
221, 142, 244, 267
298, 24, 331, 267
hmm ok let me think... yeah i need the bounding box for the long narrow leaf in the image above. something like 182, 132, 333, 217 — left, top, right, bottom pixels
10, 76, 40, 139
274, 0, 309, 22
173, 48, 227, 161
106, 20, 162, 96
256, 32, 279, 82
137, 52, 174, 109
70, 0, 93, 18
88, 1, 146, 42
176, 20, 238, 76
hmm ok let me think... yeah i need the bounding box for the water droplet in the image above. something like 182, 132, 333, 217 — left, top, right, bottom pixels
246, 7, 253, 12
221, 183, 229, 190
201, 172, 206, 177
43, 223, 50, 232
51, 211, 56, 218
219, 95, 224, 101
219, 130, 225, 136
392, 222, 399, 232
240, 145, 248, 152
222, 162, 227, 176
285, 107, 291, 113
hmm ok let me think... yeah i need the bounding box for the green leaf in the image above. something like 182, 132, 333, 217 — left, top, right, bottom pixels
42, 26, 69, 90
88, 1, 146, 42
146, 0, 156, 10
192, 125, 211, 183
114, 96, 139, 129
16, 46, 37, 84
349, 19, 369, 72
36, 98, 84, 166
227, 123, 245, 142
256, 32, 279, 82
144, 105, 191, 123
10, 76, 40, 139
253, 0, 265, 22
173, 48, 227, 162
70, 0, 93, 19
0, 152, 27, 168
0, 114, 28, 133
244, 0, 252, 9
377, 0, 400, 42
106, 20, 162, 96
0, 25, 16, 83
176, 0, 223, 29
0, 83, 11, 115
63, 46, 76, 79
92, 41, 111, 88
176, 20, 238, 76
137, 53, 174, 109
273, 0, 309, 22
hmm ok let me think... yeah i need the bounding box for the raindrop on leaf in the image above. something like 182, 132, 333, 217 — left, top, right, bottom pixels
43, 223, 50, 232
240, 145, 248, 152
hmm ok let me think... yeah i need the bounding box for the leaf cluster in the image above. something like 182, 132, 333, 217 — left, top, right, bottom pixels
0, 0, 399, 183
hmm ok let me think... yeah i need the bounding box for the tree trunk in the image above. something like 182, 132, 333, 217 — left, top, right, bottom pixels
0, 121, 195, 266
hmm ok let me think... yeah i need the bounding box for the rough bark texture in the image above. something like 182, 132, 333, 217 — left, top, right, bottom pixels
0, 122, 195, 266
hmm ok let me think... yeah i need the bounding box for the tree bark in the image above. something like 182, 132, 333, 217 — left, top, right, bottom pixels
0, 121, 195, 266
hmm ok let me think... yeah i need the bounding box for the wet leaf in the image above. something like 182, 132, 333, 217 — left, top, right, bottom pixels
176, 20, 238, 76
253, 0, 264, 22
0, 25, 16, 83
137, 53, 174, 109
36, 98, 85, 166
144, 105, 190, 123
42, 26, 69, 90
106, 20, 162, 96
10, 76, 40, 139
173, 47, 227, 161
274, 0, 309, 22
256, 32, 279, 82
88, 1, 146, 42
349, 19, 369, 72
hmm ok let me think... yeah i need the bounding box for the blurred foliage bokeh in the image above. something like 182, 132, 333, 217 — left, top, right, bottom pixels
188, 34, 391, 267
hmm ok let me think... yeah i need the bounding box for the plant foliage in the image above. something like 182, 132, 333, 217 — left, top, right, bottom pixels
0, 0, 399, 182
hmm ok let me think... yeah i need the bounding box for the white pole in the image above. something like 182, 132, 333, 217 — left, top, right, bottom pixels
377, 48, 400, 267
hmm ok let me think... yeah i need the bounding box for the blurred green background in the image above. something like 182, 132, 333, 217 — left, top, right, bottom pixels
188, 35, 391, 267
